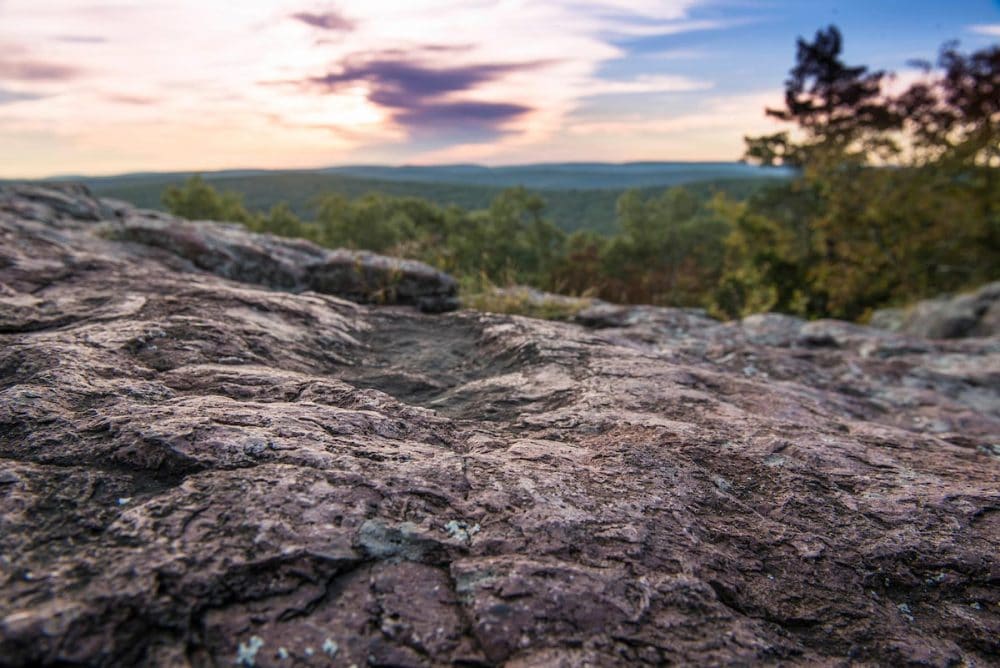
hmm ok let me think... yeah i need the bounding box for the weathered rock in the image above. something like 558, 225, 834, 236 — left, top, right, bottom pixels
870, 281, 1000, 339
0, 185, 998, 667
0, 184, 458, 313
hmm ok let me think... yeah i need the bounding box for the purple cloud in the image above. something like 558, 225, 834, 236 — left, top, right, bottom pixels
291, 10, 354, 31
310, 59, 535, 101
374, 44, 475, 57
301, 54, 544, 138
0, 59, 80, 81
396, 101, 531, 129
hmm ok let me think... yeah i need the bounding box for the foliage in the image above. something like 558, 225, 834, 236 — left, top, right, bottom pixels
162, 175, 255, 224
593, 187, 731, 306
95, 169, 780, 235
315, 193, 422, 252
161, 175, 733, 313
253, 202, 310, 239
720, 26, 1000, 320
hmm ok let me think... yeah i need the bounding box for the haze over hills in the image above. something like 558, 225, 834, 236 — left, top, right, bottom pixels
317, 162, 792, 190
18, 162, 791, 235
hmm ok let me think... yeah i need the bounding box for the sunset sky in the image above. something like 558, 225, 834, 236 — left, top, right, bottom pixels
1, 0, 999, 178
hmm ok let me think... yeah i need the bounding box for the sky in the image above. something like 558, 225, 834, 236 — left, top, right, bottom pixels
1, 0, 998, 177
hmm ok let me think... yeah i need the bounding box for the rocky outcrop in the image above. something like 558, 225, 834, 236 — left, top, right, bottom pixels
0, 185, 998, 667
1, 184, 458, 314
870, 281, 1000, 339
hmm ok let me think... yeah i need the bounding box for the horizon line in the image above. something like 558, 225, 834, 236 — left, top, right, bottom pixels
3, 159, 791, 183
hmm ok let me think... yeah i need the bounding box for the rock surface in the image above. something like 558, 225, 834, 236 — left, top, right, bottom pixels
1, 184, 458, 315
870, 281, 1000, 339
1, 185, 998, 667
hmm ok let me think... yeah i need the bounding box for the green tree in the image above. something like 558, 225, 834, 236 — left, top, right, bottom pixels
257, 202, 307, 239
598, 187, 730, 306
444, 188, 566, 288
162, 175, 254, 224
315, 193, 425, 253
720, 26, 1000, 320
549, 230, 607, 297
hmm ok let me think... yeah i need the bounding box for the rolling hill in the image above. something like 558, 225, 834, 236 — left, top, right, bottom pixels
31, 163, 792, 235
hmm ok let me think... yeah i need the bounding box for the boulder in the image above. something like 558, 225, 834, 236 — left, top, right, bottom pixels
0, 185, 998, 666
870, 282, 1000, 339
0, 184, 458, 313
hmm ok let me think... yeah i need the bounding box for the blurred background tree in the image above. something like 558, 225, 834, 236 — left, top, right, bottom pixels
162, 175, 255, 225
722, 26, 999, 320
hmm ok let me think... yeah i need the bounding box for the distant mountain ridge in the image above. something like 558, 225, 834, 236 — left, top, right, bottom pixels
31, 161, 792, 191
319, 162, 792, 190
3, 162, 792, 234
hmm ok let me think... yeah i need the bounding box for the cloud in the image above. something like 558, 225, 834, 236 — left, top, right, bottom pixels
610, 17, 737, 38
0, 87, 46, 105
567, 90, 783, 137
53, 34, 107, 43
968, 24, 1000, 37
411, 89, 786, 166
0, 0, 735, 175
308, 56, 545, 100
302, 53, 546, 138
645, 48, 708, 60
0, 58, 80, 81
106, 93, 157, 105
291, 10, 354, 32
396, 100, 530, 134
581, 74, 711, 96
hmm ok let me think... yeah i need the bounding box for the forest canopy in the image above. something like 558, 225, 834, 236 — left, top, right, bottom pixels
723, 26, 999, 320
